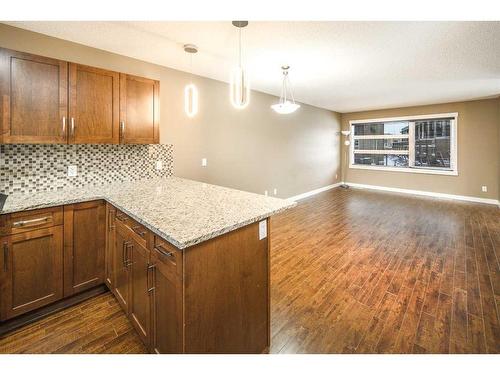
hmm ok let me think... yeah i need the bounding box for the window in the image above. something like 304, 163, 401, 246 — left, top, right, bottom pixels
349, 113, 457, 175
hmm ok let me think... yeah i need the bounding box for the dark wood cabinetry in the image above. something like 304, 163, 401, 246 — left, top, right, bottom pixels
63, 201, 106, 297
150, 240, 183, 354
129, 235, 152, 345
1, 201, 271, 354
69, 64, 120, 144
0, 47, 159, 145
120, 74, 160, 144
0, 226, 64, 320
113, 221, 131, 314
0, 48, 68, 144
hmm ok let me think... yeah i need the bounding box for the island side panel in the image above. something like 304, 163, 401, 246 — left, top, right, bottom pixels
183, 220, 270, 354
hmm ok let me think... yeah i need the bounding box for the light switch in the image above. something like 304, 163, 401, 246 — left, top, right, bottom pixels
259, 220, 267, 240
67, 165, 77, 177
201, 158, 207, 167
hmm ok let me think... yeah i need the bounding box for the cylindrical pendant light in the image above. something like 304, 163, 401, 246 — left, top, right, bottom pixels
230, 21, 250, 109
184, 44, 199, 118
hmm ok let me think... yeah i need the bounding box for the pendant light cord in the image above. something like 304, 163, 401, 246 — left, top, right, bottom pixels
239, 27, 242, 68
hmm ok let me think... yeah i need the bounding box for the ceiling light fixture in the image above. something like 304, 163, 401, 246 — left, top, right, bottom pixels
271, 66, 300, 115
230, 21, 250, 109
184, 44, 199, 118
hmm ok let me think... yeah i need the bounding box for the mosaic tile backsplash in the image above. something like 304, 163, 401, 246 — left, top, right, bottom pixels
0, 144, 173, 195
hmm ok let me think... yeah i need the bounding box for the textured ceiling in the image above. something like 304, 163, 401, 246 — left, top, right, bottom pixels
5, 21, 500, 112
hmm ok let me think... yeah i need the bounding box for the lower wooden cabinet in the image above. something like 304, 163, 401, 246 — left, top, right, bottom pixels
113, 222, 131, 314
63, 201, 106, 297
129, 235, 152, 346
150, 243, 183, 354
0, 226, 64, 320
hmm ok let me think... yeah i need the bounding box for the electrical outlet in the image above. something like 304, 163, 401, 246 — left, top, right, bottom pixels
67, 165, 77, 177
155, 160, 163, 170
201, 158, 207, 167
482, 185, 488, 192
264, 190, 268, 196
273, 188, 278, 195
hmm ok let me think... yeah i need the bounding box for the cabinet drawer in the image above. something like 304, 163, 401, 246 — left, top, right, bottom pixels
0, 206, 63, 236
152, 236, 182, 278
115, 209, 149, 248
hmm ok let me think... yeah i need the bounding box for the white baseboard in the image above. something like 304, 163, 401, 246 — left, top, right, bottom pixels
287, 182, 342, 202
345, 182, 500, 206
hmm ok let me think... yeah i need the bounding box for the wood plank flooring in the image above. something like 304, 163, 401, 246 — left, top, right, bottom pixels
0, 292, 147, 353
1, 187, 498, 354
270, 187, 500, 353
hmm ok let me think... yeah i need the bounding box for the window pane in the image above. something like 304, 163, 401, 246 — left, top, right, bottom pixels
353, 121, 409, 136
354, 153, 409, 167
414, 119, 451, 169
354, 138, 409, 151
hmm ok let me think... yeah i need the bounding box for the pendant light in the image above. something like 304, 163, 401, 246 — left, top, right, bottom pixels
230, 21, 250, 109
184, 44, 199, 118
271, 65, 300, 114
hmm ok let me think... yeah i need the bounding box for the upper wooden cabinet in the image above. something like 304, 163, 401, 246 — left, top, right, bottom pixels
120, 74, 160, 144
0, 48, 68, 144
0, 47, 160, 145
69, 64, 120, 144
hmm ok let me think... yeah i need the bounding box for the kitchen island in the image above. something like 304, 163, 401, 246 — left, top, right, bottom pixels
0, 177, 295, 353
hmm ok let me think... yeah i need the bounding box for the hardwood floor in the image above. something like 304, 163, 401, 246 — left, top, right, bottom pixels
270, 187, 500, 353
0, 292, 147, 353
1, 187, 498, 354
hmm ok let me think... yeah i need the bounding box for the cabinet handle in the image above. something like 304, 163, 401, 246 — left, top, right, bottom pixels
12, 216, 49, 227
122, 241, 130, 267
116, 213, 127, 222
108, 210, 115, 231
70, 117, 75, 137
154, 245, 174, 258
125, 243, 133, 267
3, 243, 7, 272
62, 116, 67, 137
132, 226, 147, 238
147, 264, 156, 293
120, 121, 125, 143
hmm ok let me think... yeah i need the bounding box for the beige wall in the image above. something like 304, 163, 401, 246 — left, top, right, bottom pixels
341, 99, 500, 200
0, 24, 341, 198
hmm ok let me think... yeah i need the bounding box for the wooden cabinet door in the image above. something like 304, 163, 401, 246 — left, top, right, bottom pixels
63, 201, 106, 297
0, 47, 68, 144
113, 222, 130, 314
105, 203, 116, 289
150, 246, 183, 353
120, 74, 159, 144
128, 236, 152, 346
0, 226, 63, 321
69, 63, 119, 144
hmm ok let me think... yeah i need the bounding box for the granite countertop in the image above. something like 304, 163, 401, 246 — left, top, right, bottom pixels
1, 177, 296, 249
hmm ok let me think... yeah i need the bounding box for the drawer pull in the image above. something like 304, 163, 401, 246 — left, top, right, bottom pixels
116, 214, 127, 222
12, 217, 50, 227
3, 243, 7, 272
132, 226, 147, 238
154, 245, 174, 258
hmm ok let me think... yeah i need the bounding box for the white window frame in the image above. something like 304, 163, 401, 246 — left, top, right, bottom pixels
349, 112, 458, 176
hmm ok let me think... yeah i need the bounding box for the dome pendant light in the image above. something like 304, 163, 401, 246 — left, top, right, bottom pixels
184, 44, 199, 118
230, 21, 250, 109
271, 65, 300, 115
